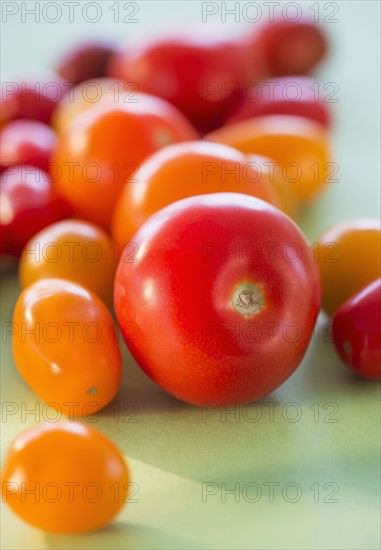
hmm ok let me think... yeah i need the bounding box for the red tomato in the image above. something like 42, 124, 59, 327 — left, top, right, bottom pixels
332, 279, 381, 379
108, 35, 257, 133
52, 94, 197, 229
226, 76, 331, 127
1, 421, 129, 532
251, 17, 328, 76
0, 166, 70, 257
0, 120, 56, 173
114, 193, 321, 406
56, 40, 114, 84
0, 75, 69, 125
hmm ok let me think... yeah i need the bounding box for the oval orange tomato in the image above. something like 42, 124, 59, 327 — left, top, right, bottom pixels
1, 421, 129, 532
12, 278, 122, 416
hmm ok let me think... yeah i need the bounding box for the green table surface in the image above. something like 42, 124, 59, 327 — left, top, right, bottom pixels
1, 2, 380, 549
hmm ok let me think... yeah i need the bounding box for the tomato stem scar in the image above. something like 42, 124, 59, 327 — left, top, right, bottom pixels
232, 282, 265, 316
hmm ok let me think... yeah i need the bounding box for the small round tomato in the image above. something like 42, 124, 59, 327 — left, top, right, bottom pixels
114, 193, 321, 406
251, 17, 327, 76
316, 219, 381, 316
52, 94, 198, 229
19, 219, 117, 306
108, 35, 256, 133
226, 77, 331, 127
0, 166, 70, 257
0, 75, 68, 125
12, 279, 122, 416
112, 141, 281, 249
332, 279, 381, 379
1, 421, 129, 532
205, 114, 331, 204
56, 40, 114, 84
0, 120, 56, 173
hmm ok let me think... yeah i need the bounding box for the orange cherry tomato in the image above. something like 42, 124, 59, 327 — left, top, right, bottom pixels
51, 77, 126, 133
112, 141, 282, 249
12, 279, 122, 416
1, 421, 129, 532
316, 219, 381, 316
52, 93, 198, 229
19, 219, 117, 306
205, 114, 332, 205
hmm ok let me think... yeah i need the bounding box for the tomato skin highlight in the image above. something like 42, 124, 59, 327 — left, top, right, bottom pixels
1, 421, 129, 533
12, 279, 122, 416
332, 279, 381, 379
114, 193, 321, 406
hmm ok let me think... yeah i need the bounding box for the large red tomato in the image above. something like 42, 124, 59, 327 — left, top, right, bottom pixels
114, 193, 321, 406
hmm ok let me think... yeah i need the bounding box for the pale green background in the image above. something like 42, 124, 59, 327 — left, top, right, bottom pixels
1, 1, 380, 549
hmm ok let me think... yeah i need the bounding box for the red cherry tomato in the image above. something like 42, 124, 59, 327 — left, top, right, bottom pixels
0, 120, 56, 173
0, 166, 70, 257
56, 40, 115, 84
1, 421, 129, 532
1, 75, 69, 125
114, 193, 321, 406
108, 35, 256, 134
52, 94, 197, 229
251, 17, 328, 76
226, 76, 331, 127
12, 278, 122, 416
332, 279, 381, 379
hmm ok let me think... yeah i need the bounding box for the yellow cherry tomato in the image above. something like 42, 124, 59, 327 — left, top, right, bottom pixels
1, 421, 129, 532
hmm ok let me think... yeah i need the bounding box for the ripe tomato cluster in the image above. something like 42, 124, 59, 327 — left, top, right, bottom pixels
1, 15, 380, 535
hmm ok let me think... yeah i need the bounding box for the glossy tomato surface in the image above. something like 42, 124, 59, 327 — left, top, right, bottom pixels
19, 219, 117, 306
0, 166, 70, 257
316, 219, 381, 316
112, 141, 281, 250
332, 279, 381, 379
205, 114, 332, 204
1, 421, 129, 532
226, 76, 331, 127
252, 17, 327, 76
0, 120, 56, 173
12, 279, 122, 416
114, 193, 321, 406
52, 93, 198, 229
108, 35, 255, 133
